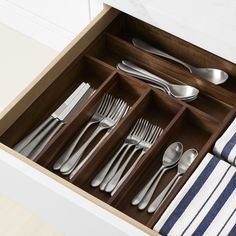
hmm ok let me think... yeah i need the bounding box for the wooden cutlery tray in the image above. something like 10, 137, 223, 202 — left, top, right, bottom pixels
1, 9, 236, 234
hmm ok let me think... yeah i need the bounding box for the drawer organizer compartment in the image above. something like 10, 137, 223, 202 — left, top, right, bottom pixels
1, 11, 236, 235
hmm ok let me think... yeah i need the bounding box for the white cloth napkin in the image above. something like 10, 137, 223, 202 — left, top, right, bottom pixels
153, 153, 236, 236
213, 117, 236, 166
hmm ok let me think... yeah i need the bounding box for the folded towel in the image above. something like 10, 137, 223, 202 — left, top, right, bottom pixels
153, 153, 236, 236
213, 118, 236, 166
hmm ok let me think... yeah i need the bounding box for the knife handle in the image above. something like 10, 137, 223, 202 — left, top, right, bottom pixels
29, 122, 64, 160
19, 118, 59, 157
13, 116, 53, 152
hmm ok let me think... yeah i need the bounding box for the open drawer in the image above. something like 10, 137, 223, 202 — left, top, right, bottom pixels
1, 6, 236, 236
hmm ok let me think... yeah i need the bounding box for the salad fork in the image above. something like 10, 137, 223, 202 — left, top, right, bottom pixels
60, 98, 128, 174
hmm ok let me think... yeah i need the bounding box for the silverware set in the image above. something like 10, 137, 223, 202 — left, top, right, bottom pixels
13, 82, 95, 160
53, 93, 129, 177
132, 38, 228, 85
91, 118, 163, 195
131, 142, 198, 213
117, 60, 199, 102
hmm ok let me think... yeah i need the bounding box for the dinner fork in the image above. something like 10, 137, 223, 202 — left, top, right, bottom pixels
53, 93, 113, 170
106, 125, 163, 193
68, 106, 130, 180
60, 98, 128, 174
91, 118, 148, 188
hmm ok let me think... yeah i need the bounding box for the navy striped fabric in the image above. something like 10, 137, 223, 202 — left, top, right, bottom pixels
222, 132, 236, 164
155, 154, 236, 236
192, 173, 236, 235
181, 166, 231, 235
217, 209, 236, 236
229, 223, 236, 236
159, 157, 220, 235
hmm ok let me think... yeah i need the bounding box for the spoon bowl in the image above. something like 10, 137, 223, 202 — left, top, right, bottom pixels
163, 142, 183, 167
167, 83, 199, 99
178, 148, 198, 174
190, 67, 228, 85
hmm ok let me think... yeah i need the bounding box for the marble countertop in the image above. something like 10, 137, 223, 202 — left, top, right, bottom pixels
104, 0, 236, 64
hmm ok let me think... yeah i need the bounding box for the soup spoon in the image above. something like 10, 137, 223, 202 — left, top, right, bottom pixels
147, 148, 198, 213
132, 142, 183, 206
117, 61, 199, 101
132, 38, 228, 85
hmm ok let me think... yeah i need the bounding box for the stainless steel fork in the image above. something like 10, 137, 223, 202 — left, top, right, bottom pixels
53, 93, 113, 170
68, 106, 130, 180
90, 118, 148, 189
107, 125, 163, 193
60, 98, 128, 174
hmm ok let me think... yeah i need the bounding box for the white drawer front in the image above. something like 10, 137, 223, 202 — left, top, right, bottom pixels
0, 149, 148, 236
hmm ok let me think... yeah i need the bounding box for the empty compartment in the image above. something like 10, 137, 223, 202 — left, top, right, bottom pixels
107, 14, 236, 95
109, 108, 219, 226
70, 90, 183, 203
0, 57, 114, 148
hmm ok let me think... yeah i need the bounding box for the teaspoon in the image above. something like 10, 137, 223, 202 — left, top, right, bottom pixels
131, 142, 183, 207
118, 61, 199, 100
132, 38, 228, 85
147, 148, 198, 213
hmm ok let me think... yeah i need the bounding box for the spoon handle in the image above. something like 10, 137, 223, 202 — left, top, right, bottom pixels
138, 168, 168, 210
117, 63, 170, 92
131, 166, 165, 206
132, 38, 192, 72
122, 60, 169, 87
148, 174, 180, 213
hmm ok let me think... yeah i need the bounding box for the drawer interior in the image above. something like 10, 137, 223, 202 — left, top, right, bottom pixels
1, 12, 236, 234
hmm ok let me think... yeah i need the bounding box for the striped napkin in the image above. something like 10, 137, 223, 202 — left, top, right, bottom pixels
213, 118, 236, 166
153, 153, 236, 236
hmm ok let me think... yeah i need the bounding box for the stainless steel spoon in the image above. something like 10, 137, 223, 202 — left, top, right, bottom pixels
131, 142, 183, 207
117, 61, 199, 100
147, 148, 198, 213
132, 38, 228, 85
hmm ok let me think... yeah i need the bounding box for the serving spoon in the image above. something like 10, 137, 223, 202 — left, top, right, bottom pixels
147, 148, 198, 213
132, 142, 183, 207
132, 38, 228, 85
117, 61, 199, 101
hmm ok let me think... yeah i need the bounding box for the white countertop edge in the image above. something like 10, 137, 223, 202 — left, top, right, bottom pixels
104, 0, 236, 64
0, 149, 148, 236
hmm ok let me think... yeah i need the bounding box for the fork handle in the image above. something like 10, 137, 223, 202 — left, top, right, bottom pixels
131, 165, 165, 206
90, 142, 128, 187
138, 168, 168, 210
60, 125, 105, 174
53, 122, 94, 170
14, 116, 53, 152
70, 130, 112, 180
111, 150, 146, 196
19, 118, 59, 157
105, 147, 139, 192
99, 144, 132, 191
